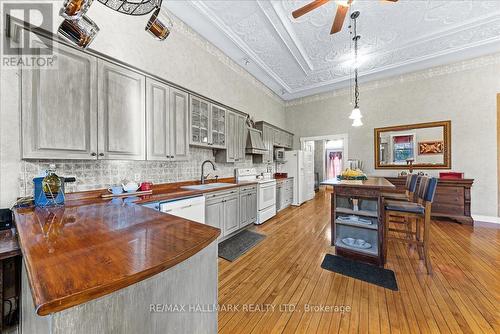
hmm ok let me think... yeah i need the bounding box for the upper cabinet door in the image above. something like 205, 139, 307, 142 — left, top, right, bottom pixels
146, 78, 170, 161
264, 125, 274, 163
226, 111, 236, 162
210, 104, 226, 149
98, 60, 145, 160
22, 37, 98, 159
190, 96, 210, 146
169, 88, 189, 161
235, 114, 246, 162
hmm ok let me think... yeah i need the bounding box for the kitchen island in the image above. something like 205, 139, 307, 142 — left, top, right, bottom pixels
14, 195, 221, 334
321, 177, 395, 266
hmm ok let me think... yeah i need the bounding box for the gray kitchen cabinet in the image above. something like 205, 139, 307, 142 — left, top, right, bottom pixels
240, 186, 257, 227
21, 36, 98, 159
277, 178, 293, 212
190, 95, 210, 146
273, 128, 282, 147
254, 122, 274, 164
285, 133, 294, 149
210, 104, 226, 149
169, 88, 190, 160
97, 59, 146, 160
255, 121, 294, 159
276, 180, 284, 212
223, 193, 240, 236
235, 113, 246, 162
146, 78, 189, 161
222, 111, 236, 162
206, 198, 223, 234
215, 110, 246, 163
205, 188, 241, 238
190, 96, 226, 149
273, 129, 293, 148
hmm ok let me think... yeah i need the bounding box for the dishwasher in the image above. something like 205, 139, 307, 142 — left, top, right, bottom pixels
158, 195, 205, 224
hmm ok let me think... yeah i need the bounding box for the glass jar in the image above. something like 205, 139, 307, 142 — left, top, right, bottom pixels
42, 164, 62, 199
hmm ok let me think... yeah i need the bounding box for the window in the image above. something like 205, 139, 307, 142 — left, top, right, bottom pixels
392, 135, 414, 163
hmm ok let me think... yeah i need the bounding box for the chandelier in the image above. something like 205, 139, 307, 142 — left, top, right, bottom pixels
58, 0, 173, 49
348, 11, 363, 127
97, 0, 160, 16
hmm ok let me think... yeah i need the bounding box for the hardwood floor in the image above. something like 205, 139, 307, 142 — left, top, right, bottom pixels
218, 188, 500, 334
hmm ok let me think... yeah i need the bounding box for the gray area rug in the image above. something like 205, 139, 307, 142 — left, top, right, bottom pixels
218, 230, 265, 261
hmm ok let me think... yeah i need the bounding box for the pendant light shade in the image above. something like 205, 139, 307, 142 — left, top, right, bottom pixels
352, 118, 363, 127
349, 107, 362, 120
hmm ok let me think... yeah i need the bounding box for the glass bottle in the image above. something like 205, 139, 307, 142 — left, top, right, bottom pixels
42, 164, 62, 199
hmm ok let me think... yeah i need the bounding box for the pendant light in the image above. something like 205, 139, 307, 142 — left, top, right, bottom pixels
348, 11, 363, 127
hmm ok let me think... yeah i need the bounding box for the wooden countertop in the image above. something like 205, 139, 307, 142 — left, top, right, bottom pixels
321, 177, 395, 190
13, 179, 263, 316
13, 186, 237, 316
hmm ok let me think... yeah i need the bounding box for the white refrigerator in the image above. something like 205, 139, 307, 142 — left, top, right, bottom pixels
284, 150, 315, 206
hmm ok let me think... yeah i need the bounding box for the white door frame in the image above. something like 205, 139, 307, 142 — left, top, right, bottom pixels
300, 134, 349, 177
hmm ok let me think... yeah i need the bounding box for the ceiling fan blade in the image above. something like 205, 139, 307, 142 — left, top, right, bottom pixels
292, 0, 329, 19
383, 0, 399, 2
330, 5, 349, 34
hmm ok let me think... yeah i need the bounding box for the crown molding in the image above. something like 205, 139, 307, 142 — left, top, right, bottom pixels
167, 1, 500, 101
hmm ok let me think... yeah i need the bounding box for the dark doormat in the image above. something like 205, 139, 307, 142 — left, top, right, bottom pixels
218, 230, 265, 262
321, 254, 398, 291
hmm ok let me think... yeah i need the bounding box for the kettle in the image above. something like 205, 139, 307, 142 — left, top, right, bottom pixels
122, 181, 139, 193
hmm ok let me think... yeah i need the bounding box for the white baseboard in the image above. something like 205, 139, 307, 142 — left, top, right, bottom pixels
472, 215, 500, 224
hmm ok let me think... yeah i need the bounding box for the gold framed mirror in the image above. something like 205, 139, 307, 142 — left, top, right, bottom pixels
374, 121, 451, 170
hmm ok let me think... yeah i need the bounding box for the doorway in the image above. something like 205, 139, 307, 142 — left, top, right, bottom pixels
300, 134, 349, 183
325, 139, 344, 179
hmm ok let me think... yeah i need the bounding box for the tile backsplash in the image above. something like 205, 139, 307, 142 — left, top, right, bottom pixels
19, 147, 273, 197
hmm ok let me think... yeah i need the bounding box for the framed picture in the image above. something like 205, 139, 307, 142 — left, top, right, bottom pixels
418, 141, 444, 155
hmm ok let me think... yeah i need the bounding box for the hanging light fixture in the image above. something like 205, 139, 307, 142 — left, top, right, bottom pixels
97, 0, 161, 16
58, 0, 173, 49
348, 11, 363, 127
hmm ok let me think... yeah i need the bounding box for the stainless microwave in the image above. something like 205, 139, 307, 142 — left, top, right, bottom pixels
274, 148, 286, 163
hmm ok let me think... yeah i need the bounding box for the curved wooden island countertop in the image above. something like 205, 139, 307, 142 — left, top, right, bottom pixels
14, 199, 220, 316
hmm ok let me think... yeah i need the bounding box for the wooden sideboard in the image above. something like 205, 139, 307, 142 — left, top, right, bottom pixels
385, 177, 474, 225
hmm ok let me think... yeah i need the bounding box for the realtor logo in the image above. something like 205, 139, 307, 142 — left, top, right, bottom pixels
1, 1, 56, 69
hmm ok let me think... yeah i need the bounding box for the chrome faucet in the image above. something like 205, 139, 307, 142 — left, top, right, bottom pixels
201, 160, 216, 184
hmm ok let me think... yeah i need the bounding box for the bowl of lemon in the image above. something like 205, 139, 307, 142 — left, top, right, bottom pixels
337, 168, 368, 180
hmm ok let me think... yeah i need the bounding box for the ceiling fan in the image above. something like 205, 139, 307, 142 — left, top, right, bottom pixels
292, 0, 398, 34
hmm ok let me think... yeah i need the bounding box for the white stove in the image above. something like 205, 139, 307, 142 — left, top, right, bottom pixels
235, 168, 276, 224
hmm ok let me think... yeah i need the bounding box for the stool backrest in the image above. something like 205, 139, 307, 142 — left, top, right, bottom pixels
408, 174, 419, 193
424, 177, 438, 204
404, 174, 412, 189
416, 176, 428, 201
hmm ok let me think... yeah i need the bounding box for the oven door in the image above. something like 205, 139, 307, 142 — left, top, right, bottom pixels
259, 182, 276, 210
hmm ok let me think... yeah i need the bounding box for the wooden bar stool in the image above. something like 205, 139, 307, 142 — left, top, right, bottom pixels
384, 177, 438, 274
383, 175, 421, 231
381, 174, 419, 202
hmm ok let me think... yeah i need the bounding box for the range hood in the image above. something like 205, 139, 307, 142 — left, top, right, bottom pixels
246, 127, 267, 155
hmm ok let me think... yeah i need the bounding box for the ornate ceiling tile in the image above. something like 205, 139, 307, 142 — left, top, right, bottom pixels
167, 0, 500, 100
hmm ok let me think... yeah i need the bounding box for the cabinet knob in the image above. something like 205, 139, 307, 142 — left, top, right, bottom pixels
90, 152, 97, 156
99, 153, 104, 157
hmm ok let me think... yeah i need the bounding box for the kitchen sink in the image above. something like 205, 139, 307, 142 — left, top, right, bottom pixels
181, 183, 234, 191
